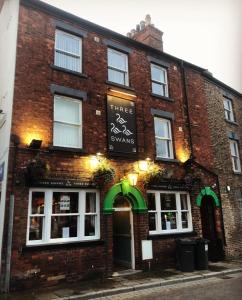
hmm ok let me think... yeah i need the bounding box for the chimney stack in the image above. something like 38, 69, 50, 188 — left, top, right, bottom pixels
127, 15, 163, 51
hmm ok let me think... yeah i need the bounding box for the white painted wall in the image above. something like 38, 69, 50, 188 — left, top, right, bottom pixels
0, 0, 19, 272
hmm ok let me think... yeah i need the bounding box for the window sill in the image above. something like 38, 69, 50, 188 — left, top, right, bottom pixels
21, 240, 105, 253
49, 146, 86, 154
225, 119, 238, 126
233, 171, 242, 176
151, 93, 174, 102
148, 231, 196, 240
106, 80, 135, 92
155, 158, 180, 163
51, 65, 88, 79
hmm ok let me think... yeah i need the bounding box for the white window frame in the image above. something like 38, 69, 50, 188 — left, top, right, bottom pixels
230, 140, 241, 172
54, 29, 82, 72
107, 48, 129, 86
223, 98, 235, 122
151, 63, 169, 97
154, 117, 174, 159
147, 191, 193, 235
26, 189, 100, 246
53, 95, 82, 149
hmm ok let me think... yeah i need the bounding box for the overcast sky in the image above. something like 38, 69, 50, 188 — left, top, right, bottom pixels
43, 0, 242, 93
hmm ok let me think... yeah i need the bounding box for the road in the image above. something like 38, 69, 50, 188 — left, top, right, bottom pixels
99, 272, 242, 300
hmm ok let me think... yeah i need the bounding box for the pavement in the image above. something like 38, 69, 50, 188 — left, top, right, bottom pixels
0, 259, 242, 300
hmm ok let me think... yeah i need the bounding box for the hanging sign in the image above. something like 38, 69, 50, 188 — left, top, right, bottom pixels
0, 162, 4, 182
107, 95, 137, 155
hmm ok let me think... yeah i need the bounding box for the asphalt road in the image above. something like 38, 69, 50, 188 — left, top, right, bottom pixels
99, 272, 242, 300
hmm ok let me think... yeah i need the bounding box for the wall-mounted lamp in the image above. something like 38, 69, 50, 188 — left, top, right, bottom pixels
127, 172, 138, 186
226, 185, 231, 192
89, 152, 103, 169
29, 139, 42, 149
138, 158, 151, 172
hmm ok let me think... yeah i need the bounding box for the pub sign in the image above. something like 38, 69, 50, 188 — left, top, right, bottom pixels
107, 95, 137, 154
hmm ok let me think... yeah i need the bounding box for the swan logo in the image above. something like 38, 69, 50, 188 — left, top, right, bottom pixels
107, 96, 137, 154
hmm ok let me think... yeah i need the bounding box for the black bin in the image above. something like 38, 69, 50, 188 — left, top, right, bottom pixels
176, 238, 196, 272
195, 238, 209, 270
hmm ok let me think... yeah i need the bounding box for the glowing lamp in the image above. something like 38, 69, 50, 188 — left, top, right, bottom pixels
127, 172, 138, 186
138, 158, 151, 172
29, 139, 42, 149
90, 155, 99, 169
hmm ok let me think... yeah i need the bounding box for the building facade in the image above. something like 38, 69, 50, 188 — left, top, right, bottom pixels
0, 0, 241, 292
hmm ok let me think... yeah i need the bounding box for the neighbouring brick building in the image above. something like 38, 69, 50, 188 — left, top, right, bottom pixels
0, 0, 241, 292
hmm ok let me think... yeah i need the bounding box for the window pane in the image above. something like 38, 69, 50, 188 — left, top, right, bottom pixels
55, 52, 81, 72
56, 31, 80, 55
51, 216, 77, 238
160, 193, 176, 210
156, 139, 168, 158
181, 212, 189, 228
180, 194, 188, 210
52, 192, 78, 214
86, 193, 96, 213
29, 217, 43, 240
85, 215, 96, 236
161, 212, 177, 230
31, 192, 45, 214
151, 65, 165, 83
54, 98, 80, 124
152, 82, 165, 96
154, 118, 169, 138
108, 49, 126, 71
108, 68, 125, 85
54, 122, 81, 148
149, 212, 157, 231
147, 193, 156, 210
223, 99, 229, 110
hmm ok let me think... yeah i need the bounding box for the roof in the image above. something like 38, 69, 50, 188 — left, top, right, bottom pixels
21, 0, 241, 98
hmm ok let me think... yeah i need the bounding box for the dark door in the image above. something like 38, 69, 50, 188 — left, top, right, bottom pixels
113, 197, 132, 268
201, 196, 224, 261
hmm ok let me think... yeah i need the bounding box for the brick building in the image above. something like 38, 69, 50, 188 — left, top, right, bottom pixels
0, 0, 241, 292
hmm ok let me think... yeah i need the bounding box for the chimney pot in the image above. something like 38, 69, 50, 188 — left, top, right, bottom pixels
136, 24, 140, 32
145, 14, 151, 26
140, 21, 145, 30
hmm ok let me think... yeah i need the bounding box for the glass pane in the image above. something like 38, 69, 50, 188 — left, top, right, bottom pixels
160, 193, 176, 210
156, 139, 168, 158
85, 215, 96, 236
54, 122, 81, 148
52, 192, 78, 214
108, 68, 125, 85
149, 212, 156, 231
54, 98, 80, 124
154, 118, 169, 138
151, 65, 165, 83
51, 216, 77, 238
31, 192, 45, 214
108, 49, 126, 71
233, 157, 239, 171
161, 212, 177, 230
152, 82, 164, 96
223, 99, 229, 110
147, 193, 156, 210
29, 217, 43, 240
56, 31, 81, 55
55, 51, 81, 72
181, 212, 189, 228
86, 193, 96, 213
180, 194, 188, 210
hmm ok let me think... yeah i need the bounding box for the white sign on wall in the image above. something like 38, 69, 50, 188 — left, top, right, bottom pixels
142, 240, 153, 260
60, 195, 70, 210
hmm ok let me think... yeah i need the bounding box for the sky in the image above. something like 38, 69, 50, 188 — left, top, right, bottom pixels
43, 0, 242, 93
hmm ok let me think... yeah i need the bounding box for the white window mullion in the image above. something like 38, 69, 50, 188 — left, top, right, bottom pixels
176, 193, 182, 231
44, 190, 52, 243
156, 192, 162, 233
79, 191, 85, 239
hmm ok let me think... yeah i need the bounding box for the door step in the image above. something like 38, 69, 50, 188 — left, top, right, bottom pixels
112, 269, 142, 277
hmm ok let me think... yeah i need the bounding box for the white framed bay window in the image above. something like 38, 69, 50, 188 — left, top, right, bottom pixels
54, 30, 82, 73
147, 191, 192, 234
154, 117, 174, 159
53, 95, 82, 148
27, 189, 100, 245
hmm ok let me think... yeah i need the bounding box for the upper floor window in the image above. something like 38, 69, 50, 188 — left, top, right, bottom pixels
154, 117, 174, 159
147, 191, 192, 234
108, 48, 129, 86
27, 189, 100, 245
54, 30, 82, 72
223, 98, 235, 122
230, 139, 241, 172
151, 64, 168, 97
53, 95, 82, 149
